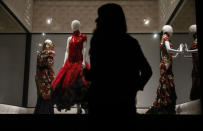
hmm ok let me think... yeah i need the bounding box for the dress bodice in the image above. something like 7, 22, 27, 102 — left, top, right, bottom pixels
191, 38, 198, 60
67, 30, 87, 63
36, 47, 55, 99
160, 34, 173, 67
191, 38, 199, 76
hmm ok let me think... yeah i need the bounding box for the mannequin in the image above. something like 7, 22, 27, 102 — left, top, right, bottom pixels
64, 20, 87, 68
51, 20, 90, 114
34, 39, 55, 114
184, 24, 200, 100
146, 25, 184, 114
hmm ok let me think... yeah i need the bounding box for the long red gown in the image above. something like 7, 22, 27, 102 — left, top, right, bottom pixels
51, 30, 90, 111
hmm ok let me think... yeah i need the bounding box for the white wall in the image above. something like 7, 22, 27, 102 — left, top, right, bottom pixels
2, 0, 33, 31
0, 34, 26, 106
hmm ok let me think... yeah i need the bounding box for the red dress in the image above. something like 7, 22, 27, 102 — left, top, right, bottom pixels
146, 33, 177, 114
51, 30, 90, 111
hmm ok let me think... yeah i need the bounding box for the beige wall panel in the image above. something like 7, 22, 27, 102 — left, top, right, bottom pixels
32, 0, 159, 33
3, 0, 33, 31
171, 0, 196, 32
0, 4, 25, 33
159, 0, 180, 31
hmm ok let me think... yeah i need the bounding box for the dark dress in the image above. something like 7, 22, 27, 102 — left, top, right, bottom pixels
34, 42, 55, 114
190, 37, 200, 100
51, 30, 90, 111
146, 34, 177, 114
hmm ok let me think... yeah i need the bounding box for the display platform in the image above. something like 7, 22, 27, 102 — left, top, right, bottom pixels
175, 99, 201, 115
0, 104, 85, 114
0, 99, 201, 114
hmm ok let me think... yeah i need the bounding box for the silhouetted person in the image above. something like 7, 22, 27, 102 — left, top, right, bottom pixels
84, 3, 152, 116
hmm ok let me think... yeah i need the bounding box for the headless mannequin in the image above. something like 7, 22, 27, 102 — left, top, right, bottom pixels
64, 20, 87, 114
161, 25, 184, 69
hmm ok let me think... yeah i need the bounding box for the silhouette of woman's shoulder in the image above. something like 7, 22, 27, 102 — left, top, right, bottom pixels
122, 33, 140, 49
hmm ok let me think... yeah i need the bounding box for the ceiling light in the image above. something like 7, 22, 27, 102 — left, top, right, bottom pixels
144, 19, 150, 25
46, 18, 52, 25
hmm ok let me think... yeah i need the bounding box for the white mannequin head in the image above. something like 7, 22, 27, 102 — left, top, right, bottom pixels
71, 20, 80, 31
43, 39, 54, 50
44, 39, 52, 44
162, 25, 173, 36
189, 24, 197, 34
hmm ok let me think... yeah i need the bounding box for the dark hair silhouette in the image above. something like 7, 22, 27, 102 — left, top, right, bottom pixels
96, 3, 127, 34
84, 3, 152, 116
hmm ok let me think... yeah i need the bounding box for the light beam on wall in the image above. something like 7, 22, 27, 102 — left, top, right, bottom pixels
38, 43, 42, 47
153, 33, 158, 39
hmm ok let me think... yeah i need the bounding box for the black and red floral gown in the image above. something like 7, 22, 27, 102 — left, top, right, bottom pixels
34, 42, 55, 114
51, 30, 90, 111
190, 36, 200, 100
146, 33, 177, 114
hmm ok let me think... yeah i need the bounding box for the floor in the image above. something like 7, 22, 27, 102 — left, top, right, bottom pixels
0, 99, 201, 114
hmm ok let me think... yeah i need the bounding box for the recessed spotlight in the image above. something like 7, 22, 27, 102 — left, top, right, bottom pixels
46, 18, 52, 25
144, 19, 150, 25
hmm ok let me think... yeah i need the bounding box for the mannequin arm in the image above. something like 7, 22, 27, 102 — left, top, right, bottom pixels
172, 47, 180, 58
82, 41, 87, 68
63, 37, 71, 66
172, 53, 179, 58
185, 44, 198, 53
165, 41, 182, 53
187, 49, 198, 53
184, 55, 192, 58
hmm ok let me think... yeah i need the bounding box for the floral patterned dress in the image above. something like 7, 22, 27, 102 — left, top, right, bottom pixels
34, 41, 55, 114
146, 33, 177, 114
190, 36, 200, 100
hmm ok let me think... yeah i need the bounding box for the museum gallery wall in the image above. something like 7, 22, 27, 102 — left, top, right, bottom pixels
0, 0, 199, 113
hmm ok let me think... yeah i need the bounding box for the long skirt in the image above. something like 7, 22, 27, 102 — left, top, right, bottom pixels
34, 96, 54, 114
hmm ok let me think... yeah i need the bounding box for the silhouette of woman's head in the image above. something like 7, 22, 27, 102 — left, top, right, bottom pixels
95, 3, 127, 34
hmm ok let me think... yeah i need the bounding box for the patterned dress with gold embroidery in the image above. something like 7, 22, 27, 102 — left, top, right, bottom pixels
146, 34, 177, 114
34, 41, 55, 114
190, 36, 200, 100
